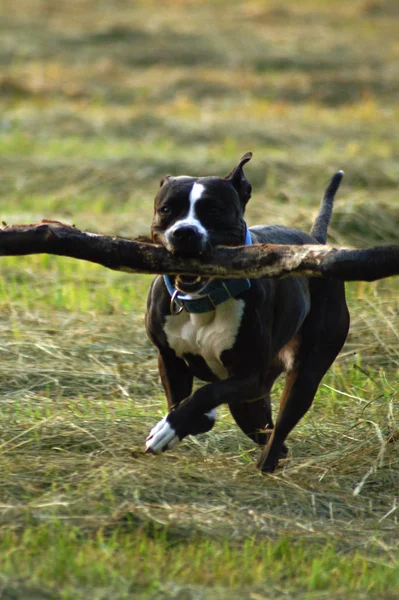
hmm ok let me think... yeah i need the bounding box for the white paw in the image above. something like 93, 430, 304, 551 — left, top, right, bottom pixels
145, 416, 180, 454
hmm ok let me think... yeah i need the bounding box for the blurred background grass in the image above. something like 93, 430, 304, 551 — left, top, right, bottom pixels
0, 1, 398, 599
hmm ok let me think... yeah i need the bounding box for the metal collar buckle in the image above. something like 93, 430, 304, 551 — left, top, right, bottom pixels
170, 289, 184, 315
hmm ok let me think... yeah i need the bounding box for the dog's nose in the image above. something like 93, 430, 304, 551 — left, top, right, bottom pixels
166, 224, 207, 256
172, 226, 198, 242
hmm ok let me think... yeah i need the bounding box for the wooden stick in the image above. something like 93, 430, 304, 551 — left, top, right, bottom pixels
1, 220, 398, 282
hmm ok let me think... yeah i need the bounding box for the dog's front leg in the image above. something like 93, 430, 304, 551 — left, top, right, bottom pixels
146, 372, 260, 454
145, 350, 195, 453
147, 349, 217, 453
157, 349, 194, 410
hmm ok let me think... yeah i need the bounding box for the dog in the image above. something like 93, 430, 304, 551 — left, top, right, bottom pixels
145, 153, 350, 472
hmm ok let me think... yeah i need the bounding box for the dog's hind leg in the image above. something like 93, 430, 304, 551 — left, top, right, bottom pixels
256, 362, 329, 472
257, 281, 349, 473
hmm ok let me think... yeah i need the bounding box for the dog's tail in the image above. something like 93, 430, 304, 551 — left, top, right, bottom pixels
310, 170, 344, 244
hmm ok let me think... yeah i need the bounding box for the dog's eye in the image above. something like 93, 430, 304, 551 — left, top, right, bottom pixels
159, 206, 170, 215
207, 206, 222, 216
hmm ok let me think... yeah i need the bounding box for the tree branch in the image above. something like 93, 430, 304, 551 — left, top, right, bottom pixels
0, 220, 398, 282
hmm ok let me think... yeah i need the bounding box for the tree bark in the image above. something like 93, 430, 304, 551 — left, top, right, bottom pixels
0, 220, 398, 282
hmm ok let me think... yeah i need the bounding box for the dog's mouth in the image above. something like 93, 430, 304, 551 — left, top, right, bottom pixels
165, 241, 214, 263
166, 237, 212, 260
174, 275, 211, 295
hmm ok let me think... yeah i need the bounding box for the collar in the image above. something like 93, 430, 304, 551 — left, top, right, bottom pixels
163, 226, 252, 315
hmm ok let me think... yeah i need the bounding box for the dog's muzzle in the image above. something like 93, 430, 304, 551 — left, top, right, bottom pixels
165, 225, 207, 256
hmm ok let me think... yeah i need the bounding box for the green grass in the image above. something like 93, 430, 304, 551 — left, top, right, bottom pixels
0, 0, 398, 598
1, 527, 398, 599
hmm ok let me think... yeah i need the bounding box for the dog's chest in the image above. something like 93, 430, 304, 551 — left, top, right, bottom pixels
163, 298, 245, 379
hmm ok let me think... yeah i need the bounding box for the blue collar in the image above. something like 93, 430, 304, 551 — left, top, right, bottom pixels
163, 227, 252, 315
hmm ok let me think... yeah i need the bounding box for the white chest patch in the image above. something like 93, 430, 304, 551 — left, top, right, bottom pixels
163, 298, 245, 379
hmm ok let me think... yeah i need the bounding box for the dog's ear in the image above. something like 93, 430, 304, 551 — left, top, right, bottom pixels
225, 152, 253, 206
159, 175, 172, 187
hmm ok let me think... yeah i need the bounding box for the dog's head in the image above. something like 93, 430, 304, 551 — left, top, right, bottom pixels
151, 152, 253, 258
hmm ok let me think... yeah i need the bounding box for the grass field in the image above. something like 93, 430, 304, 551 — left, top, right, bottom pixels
0, 0, 398, 598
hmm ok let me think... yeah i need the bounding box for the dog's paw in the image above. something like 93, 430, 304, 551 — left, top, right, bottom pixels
145, 416, 180, 454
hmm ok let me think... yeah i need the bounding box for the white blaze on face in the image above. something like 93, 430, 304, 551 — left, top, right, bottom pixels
165, 182, 208, 249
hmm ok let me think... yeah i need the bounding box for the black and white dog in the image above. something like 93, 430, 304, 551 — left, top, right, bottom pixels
145, 153, 349, 472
